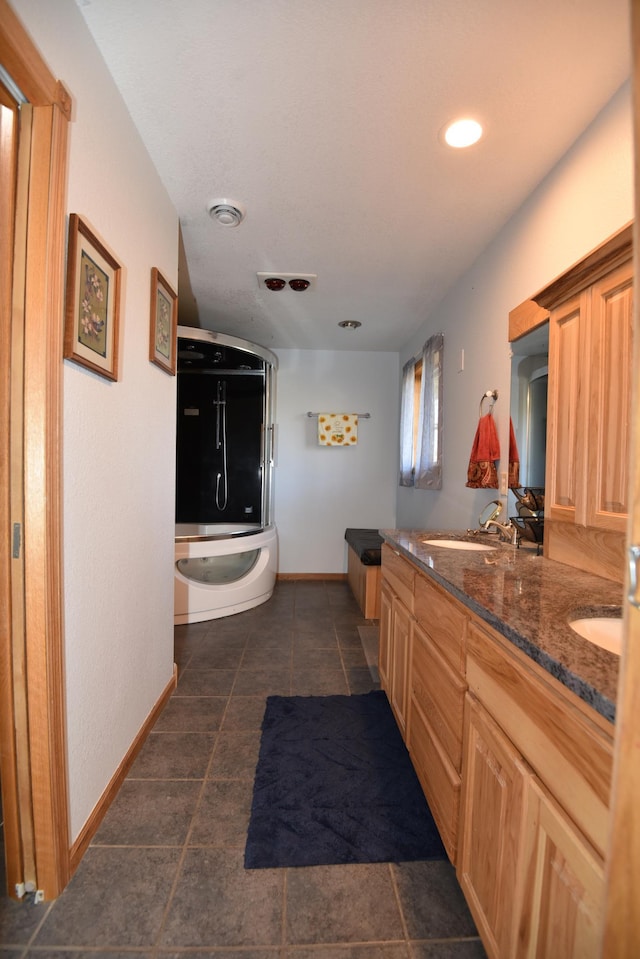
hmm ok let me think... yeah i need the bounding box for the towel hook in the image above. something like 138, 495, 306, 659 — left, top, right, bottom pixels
479, 389, 498, 416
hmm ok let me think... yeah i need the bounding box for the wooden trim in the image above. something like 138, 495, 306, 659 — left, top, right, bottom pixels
0, 70, 23, 898
0, 1, 71, 117
276, 573, 347, 581
23, 101, 70, 899
69, 666, 178, 872
0, 7, 72, 900
509, 223, 633, 340
534, 223, 633, 311
601, 3, 640, 951
509, 298, 550, 342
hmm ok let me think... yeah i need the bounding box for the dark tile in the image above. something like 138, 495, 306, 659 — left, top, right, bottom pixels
176, 668, 236, 696
291, 648, 342, 669
346, 666, 380, 694
410, 941, 487, 958
232, 668, 291, 696
335, 626, 364, 648
242, 647, 292, 668
222, 696, 268, 731
208, 730, 262, 779
0, 895, 50, 946
290, 669, 349, 696
26, 952, 152, 959
246, 626, 295, 648
292, 629, 338, 648
189, 780, 252, 846
127, 732, 215, 780
34, 847, 180, 948
288, 948, 409, 959
154, 696, 227, 732
285, 863, 404, 944
188, 644, 245, 669
161, 848, 283, 947
92, 780, 201, 846
392, 861, 479, 940
161, 952, 279, 959
340, 646, 369, 668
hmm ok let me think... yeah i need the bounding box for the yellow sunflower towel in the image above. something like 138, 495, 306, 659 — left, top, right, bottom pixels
318, 413, 358, 446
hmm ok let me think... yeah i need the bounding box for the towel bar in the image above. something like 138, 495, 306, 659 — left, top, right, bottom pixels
307, 411, 371, 418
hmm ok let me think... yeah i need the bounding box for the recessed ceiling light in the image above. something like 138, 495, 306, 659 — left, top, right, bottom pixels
444, 118, 483, 149
338, 320, 361, 330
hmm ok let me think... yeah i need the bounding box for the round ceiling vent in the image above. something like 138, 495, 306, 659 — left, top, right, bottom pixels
207, 198, 246, 227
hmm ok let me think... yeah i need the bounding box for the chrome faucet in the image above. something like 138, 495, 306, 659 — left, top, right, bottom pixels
484, 519, 519, 546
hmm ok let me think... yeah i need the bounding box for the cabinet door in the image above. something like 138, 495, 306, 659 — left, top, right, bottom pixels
389, 595, 412, 736
378, 579, 393, 693
546, 291, 589, 525
458, 693, 529, 959
515, 778, 605, 959
587, 260, 633, 531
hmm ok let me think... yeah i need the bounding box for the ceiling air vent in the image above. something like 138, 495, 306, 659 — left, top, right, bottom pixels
207, 199, 246, 227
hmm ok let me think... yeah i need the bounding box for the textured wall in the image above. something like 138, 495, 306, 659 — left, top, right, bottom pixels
396, 81, 633, 534
13, 0, 178, 840
273, 349, 399, 572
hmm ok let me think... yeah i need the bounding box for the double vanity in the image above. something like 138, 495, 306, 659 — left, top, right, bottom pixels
379, 528, 620, 959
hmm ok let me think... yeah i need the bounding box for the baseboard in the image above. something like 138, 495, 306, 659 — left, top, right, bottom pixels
276, 573, 347, 581
68, 664, 178, 873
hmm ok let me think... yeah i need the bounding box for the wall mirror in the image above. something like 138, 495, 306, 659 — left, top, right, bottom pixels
509, 322, 549, 513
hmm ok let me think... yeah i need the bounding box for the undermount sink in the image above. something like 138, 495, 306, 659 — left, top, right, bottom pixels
568, 617, 623, 655
422, 539, 496, 552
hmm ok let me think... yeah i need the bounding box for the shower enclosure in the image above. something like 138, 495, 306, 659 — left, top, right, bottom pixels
174, 327, 278, 623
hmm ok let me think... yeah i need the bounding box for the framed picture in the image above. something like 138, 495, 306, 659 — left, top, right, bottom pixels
149, 267, 178, 375
64, 214, 122, 381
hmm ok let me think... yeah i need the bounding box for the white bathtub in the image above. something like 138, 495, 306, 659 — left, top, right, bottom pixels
174, 524, 278, 624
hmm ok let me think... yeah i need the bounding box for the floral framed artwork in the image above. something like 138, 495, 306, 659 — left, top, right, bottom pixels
64, 214, 122, 381
149, 268, 178, 375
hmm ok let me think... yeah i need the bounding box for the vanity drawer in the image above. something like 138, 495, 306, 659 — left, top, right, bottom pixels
414, 573, 467, 672
411, 621, 466, 771
466, 621, 613, 857
381, 543, 415, 612
409, 697, 460, 864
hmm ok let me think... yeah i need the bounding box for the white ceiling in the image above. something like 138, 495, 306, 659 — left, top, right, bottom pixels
76, 0, 630, 352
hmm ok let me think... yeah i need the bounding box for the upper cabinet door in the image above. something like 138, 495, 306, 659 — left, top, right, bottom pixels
546, 290, 589, 525
587, 260, 633, 532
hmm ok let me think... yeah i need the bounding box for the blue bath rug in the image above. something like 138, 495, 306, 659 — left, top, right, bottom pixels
244, 690, 447, 868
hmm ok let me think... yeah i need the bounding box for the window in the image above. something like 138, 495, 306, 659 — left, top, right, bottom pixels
399, 333, 443, 489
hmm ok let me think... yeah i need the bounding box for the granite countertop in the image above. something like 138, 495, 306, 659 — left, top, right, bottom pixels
380, 529, 622, 724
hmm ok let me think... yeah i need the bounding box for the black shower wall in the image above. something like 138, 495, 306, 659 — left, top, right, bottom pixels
176, 371, 265, 524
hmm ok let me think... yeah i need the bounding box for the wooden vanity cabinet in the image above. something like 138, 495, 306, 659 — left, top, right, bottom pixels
379, 544, 415, 736
408, 575, 467, 863
459, 620, 613, 959
544, 257, 633, 580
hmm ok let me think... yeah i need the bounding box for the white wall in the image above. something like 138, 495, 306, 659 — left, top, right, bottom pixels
13, 0, 178, 841
274, 349, 399, 572
397, 81, 633, 532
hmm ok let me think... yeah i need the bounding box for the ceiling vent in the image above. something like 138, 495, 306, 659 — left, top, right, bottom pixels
207, 199, 246, 227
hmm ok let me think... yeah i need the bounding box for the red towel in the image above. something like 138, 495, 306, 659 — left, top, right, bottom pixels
466, 413, 500, 489
508, 418, 520, 489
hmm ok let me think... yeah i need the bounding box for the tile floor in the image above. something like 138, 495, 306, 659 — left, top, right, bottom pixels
0, 579, 486, 958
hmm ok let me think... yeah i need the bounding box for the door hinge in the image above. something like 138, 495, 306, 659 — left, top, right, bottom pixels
12, 522, 21, 559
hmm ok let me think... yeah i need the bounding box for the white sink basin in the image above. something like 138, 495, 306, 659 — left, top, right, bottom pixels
422, 539, 496, 552
569, 617, 623, 655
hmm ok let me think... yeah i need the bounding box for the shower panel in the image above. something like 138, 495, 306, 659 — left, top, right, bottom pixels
174, 328, 278, 623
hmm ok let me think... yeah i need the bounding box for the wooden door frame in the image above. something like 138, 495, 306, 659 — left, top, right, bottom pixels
0, 0, 71, 899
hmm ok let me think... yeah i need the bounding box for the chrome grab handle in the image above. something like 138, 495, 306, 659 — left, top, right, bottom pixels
628, 545, 640, 608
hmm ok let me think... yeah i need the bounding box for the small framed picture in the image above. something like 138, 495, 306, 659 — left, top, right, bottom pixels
149, 267, 178, 375
64, 214, 122, 381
